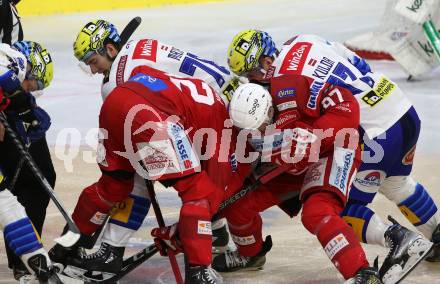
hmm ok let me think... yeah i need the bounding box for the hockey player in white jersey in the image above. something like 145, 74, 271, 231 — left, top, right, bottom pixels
226, 30, 437, 283
0, 42, 61, 283
50, 19, 238, 279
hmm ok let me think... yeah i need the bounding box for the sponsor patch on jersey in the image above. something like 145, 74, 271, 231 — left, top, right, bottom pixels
231, 234, 256, 246
307, 80, 325, 109
250, 132, 285, 153
90, 212, 108, 225
301, 157, 327, 194
280, 42, 312, 75
361, 76, 396, 107
402, 145, 416, 165
354, 170, 384, 191
167, 47, 184, 61
324, 233, 349, 260
129, 73, 168, 92
137, 140, 181, 179
168, 123, 200, 171
116, 55, 127, 86
329, 147, 355, 195
277, 87, 296, 98
132, 39, 158, 61
276, 101, 297, 111
275, 111, 299, 129
197, 220, 212, 235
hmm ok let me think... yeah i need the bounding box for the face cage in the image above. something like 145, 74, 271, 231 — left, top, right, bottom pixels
77, 46, 108, 76
239, 64, 267, 79
25, 72, 45, 91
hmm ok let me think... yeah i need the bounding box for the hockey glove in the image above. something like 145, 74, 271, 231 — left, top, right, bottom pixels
151, 223, 183, 256
264, 123, 319, 174
0, 89, 11, 112
14, 107, 51, 144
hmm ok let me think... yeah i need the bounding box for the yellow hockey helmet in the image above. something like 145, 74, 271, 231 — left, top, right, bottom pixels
12, 41, 53, 90
227, 29, 278, 76
73, 19, 121, 62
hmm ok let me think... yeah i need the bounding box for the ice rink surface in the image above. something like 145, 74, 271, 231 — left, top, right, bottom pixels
0, 0, 439, 283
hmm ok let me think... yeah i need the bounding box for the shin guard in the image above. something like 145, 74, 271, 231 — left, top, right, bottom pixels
302, 193, 369, 279
228, 215, 263, 257
398, 183, 439, 237
342, 203, 388, 246
179, 202, 212, 266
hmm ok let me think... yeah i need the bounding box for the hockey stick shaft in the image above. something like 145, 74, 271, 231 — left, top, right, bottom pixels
145, 180, 184, 284
90, 163, 291, 282
86, 243, 159, 283
119, 17, 142, 45
217, 163, 292, 213
0, 113, 80, 242
9, 156, 24, 190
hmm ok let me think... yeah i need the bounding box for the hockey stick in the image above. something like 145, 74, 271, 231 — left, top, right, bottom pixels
217, 163, 292, 214
119, 16, 142, 45
9, 153, 24, 190
0, 112, 80, 247
69, 243, 159, 284
146, 179, 184, 284
79, 164, 292, 282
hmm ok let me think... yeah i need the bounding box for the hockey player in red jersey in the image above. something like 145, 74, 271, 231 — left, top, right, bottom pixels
224, 29, 435, 283
51, 20, 238, 278
55, 65, 244, 283
211, 75, 385, 283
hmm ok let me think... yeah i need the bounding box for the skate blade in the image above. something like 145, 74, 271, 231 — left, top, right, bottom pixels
63, 265, 116, 283
382, 238, 434, 284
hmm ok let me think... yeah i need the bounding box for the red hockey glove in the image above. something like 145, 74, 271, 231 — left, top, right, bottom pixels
0, 89, 10, 112
151, 223, 183, 256
265, 123, 319, 175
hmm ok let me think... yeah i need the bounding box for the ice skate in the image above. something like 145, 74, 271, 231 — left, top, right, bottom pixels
63, 242, 124, 282
26, 254, 63, 284
212, 235, 272, 272
379, 216, 433, 284
345, 265, 382, 284
185, 265, 223, 284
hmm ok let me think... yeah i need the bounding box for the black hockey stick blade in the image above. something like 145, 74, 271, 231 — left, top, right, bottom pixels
81, 244, 158, 283
0, 112, 81, 247
119, 16, 142, 45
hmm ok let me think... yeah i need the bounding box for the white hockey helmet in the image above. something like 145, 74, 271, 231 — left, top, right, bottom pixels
229, 83, 273, 130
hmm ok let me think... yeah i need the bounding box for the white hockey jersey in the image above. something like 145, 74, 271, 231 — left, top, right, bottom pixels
0, 43, 27, 92
102, 39, 235, 105
268, 34, 413, 139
